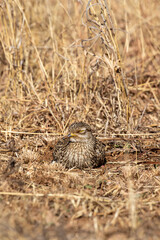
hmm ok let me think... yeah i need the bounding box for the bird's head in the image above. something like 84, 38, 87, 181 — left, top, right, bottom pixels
66, 122, 94, 143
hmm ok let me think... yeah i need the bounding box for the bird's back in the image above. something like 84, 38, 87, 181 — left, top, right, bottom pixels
93, 138, 106, 167
53, 137, 70, 162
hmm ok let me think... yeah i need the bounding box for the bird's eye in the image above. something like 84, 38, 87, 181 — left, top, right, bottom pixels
79, 130, 85, 134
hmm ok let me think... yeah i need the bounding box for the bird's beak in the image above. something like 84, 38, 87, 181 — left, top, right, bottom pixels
63, 133, 77, 139
68, 133, 77, 138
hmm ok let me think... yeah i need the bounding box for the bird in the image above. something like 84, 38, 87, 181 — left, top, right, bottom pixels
52, 122, 106, 169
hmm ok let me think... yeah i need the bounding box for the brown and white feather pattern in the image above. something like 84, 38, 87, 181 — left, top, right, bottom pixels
52, 122, 106, 169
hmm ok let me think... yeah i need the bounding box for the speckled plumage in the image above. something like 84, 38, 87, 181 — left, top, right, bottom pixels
52, 122, 106, 169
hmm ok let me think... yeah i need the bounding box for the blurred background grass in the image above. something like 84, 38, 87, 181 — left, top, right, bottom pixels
0, 0, 159, 135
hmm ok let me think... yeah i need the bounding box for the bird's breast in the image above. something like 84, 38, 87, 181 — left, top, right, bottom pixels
65, 142, 95, 168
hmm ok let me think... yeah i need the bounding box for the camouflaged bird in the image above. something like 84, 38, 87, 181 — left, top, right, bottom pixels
52, 122, 106, 169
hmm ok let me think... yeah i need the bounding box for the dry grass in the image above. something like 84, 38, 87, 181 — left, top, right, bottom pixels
0, 0, 160, 239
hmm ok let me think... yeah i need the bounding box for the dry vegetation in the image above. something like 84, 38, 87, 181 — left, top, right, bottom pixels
0, 0, 160, 239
